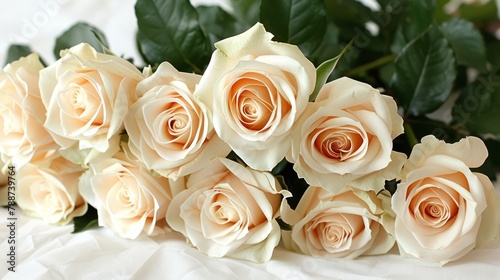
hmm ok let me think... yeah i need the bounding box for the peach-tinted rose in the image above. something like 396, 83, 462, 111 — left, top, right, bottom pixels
124, 62, 230, 180
288, 77, 405, 193
17, 155, 87, 225
39, 43, 144, 166
166, 157, 288, 263
282, 186, 395, 258
196, 23, 316, 171
392, 135, 500, 265
79, 148, 185, 239
0, 54, 56, 168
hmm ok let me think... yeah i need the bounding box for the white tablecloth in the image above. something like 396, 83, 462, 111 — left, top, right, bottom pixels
1, 1, 500, 279
1, 207, 500, 280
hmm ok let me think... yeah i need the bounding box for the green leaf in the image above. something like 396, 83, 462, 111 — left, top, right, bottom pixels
323, 0, 372, 36
480, 139, 500, 181
260, 0, 327, 56
309, 22, 340, 66
4, 44, 32, 66
391, 0, 435, 53
378, 62, 395, 86
72, 205, 99, 234
271, 158, 289, 176
391, 27, 456, 116
486, 41, 500, 74
408, 0, 435, 33
54, 22, 109, 59
196, 5, 242, 50
439, 18, 487, 72
229, 0, 260, 26
135, 0, 211, 73
309, 40, 352, 102
452, 74, 500, 139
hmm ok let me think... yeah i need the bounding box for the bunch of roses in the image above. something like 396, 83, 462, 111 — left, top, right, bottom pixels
1, 23, 499, 265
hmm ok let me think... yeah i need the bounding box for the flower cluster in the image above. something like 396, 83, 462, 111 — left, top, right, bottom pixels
1, 22, 499, 266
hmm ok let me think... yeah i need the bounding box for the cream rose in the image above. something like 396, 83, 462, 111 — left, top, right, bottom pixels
281, 185, 395, 258
392, 135, 500, 265
79, 149, 185, 239
124, 62, 230, 180
0, 53, 57, 168
39, 43, 144, 166
195, 23, 316, 171
16, 155, 87, 225
288, 77, 405, 193
166, 157, 288, 263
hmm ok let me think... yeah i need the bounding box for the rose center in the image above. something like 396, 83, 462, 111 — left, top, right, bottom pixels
227, 71, 291, 132
237, 87, 273, 131
70, 90, 87, 111
315, 127, 365, 161
310, 213, 365, 251
323, 224, 347, 246
208, 190, 241, 225
118, 187, 132, 207
0, 104, 20, 135
409, 183, 460, 228
425, 203, 443, 218
168, 115, 188, 133
214, 205, 228, 220
58, 77, 104, 125
154, 100, 194, 146
35, 182, 62, 212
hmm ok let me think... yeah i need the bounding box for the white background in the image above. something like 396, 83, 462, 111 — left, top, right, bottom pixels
0, 0, 238, 66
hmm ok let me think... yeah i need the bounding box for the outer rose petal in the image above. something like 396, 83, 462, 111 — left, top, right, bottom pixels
124, 62, 230, 179
392, 135, 500, 265
475, 173, 500, 247
79, 149, 181, 239
281, 186, 395, 258
0, 54, 57, 168
401, 135, 488, 179
166, 158, 286, 263
16, 156, 87, 225
195, 23, 316, 171
288, 77, 404, 192
39, 43, 144, 166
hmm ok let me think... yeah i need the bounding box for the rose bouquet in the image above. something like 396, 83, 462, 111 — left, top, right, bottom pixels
2, 0, 500, 268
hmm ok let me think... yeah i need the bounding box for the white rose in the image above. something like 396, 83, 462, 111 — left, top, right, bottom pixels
196, 23, 316, 171
166, 157, 288, 263
39, 43, 144, 166
0, 53, 57, 168
124, 62, 230, 180
17, 155, 87, 225
392, 135, 500, 265
288, 77, 405, 193
281, 186, 395, 258
79, 149, 185, 239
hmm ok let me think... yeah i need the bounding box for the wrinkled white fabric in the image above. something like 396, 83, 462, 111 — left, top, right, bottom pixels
1, 197, 500, 280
